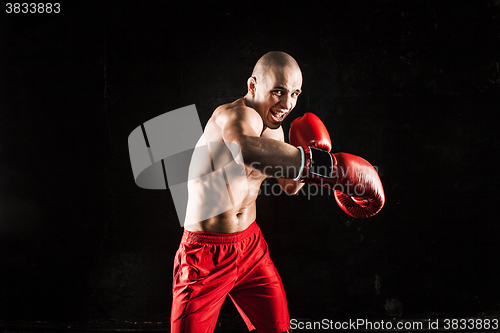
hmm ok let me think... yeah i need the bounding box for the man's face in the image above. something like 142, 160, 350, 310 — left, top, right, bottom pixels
252, 66, 302, 129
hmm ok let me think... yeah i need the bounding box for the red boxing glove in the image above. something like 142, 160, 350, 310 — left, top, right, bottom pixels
289, 113, 332, 152
296, 147, 385, 218
289, 113, 385, 218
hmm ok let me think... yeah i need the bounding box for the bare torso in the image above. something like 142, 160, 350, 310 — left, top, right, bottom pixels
183, 98, 283, 233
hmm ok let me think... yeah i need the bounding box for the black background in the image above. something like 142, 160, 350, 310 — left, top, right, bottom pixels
1, 0, 499, 331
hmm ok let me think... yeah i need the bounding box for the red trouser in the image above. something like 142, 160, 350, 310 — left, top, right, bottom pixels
171, 222, 290, 333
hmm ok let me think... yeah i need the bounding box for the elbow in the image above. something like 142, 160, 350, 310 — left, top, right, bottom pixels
281, 180, 304, 195
284, 187, 299, 196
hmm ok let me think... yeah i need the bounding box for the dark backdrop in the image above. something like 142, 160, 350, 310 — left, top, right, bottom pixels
1, 0, 499, 331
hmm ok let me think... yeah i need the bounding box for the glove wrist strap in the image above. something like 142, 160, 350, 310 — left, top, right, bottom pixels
293, 146, 305, 181
295, 146, 335, 181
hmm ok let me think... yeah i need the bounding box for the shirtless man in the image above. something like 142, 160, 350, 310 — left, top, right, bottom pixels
170, 51, 384, 333
171, 51, 302, 333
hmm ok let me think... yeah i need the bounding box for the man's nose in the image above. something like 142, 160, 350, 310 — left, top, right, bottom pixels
280, 95, 293, 110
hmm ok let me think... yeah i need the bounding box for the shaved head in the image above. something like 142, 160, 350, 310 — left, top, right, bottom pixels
245, 51, 303, 129
251, 51, 302, 84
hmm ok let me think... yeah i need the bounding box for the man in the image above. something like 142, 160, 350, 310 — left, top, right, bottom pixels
171, 51, 302, 333
170, 51, 384, 333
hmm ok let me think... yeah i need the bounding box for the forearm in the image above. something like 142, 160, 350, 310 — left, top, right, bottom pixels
239, 136, 302, 179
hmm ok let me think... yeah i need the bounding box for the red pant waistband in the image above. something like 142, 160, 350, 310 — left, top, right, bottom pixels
181, 221, 259, 244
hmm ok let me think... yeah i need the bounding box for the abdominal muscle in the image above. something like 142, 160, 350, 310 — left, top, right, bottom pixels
184, 172, 265, 233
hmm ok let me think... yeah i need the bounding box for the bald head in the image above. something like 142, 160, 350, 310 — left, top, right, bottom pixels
245, 52, 302, 129
251, 51, 301, 84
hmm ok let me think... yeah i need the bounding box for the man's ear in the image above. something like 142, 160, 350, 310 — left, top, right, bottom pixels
247, 76, 257, 95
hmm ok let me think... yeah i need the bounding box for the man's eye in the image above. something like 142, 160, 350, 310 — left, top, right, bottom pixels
272, 90, 283, 96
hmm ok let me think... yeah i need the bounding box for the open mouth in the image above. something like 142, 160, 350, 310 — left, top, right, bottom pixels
269, 109, 287, 123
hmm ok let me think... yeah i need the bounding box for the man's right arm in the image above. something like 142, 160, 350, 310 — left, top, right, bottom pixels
219, 106, 302, 179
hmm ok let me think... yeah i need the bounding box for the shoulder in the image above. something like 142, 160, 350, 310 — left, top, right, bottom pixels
215, 98, 264, 136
